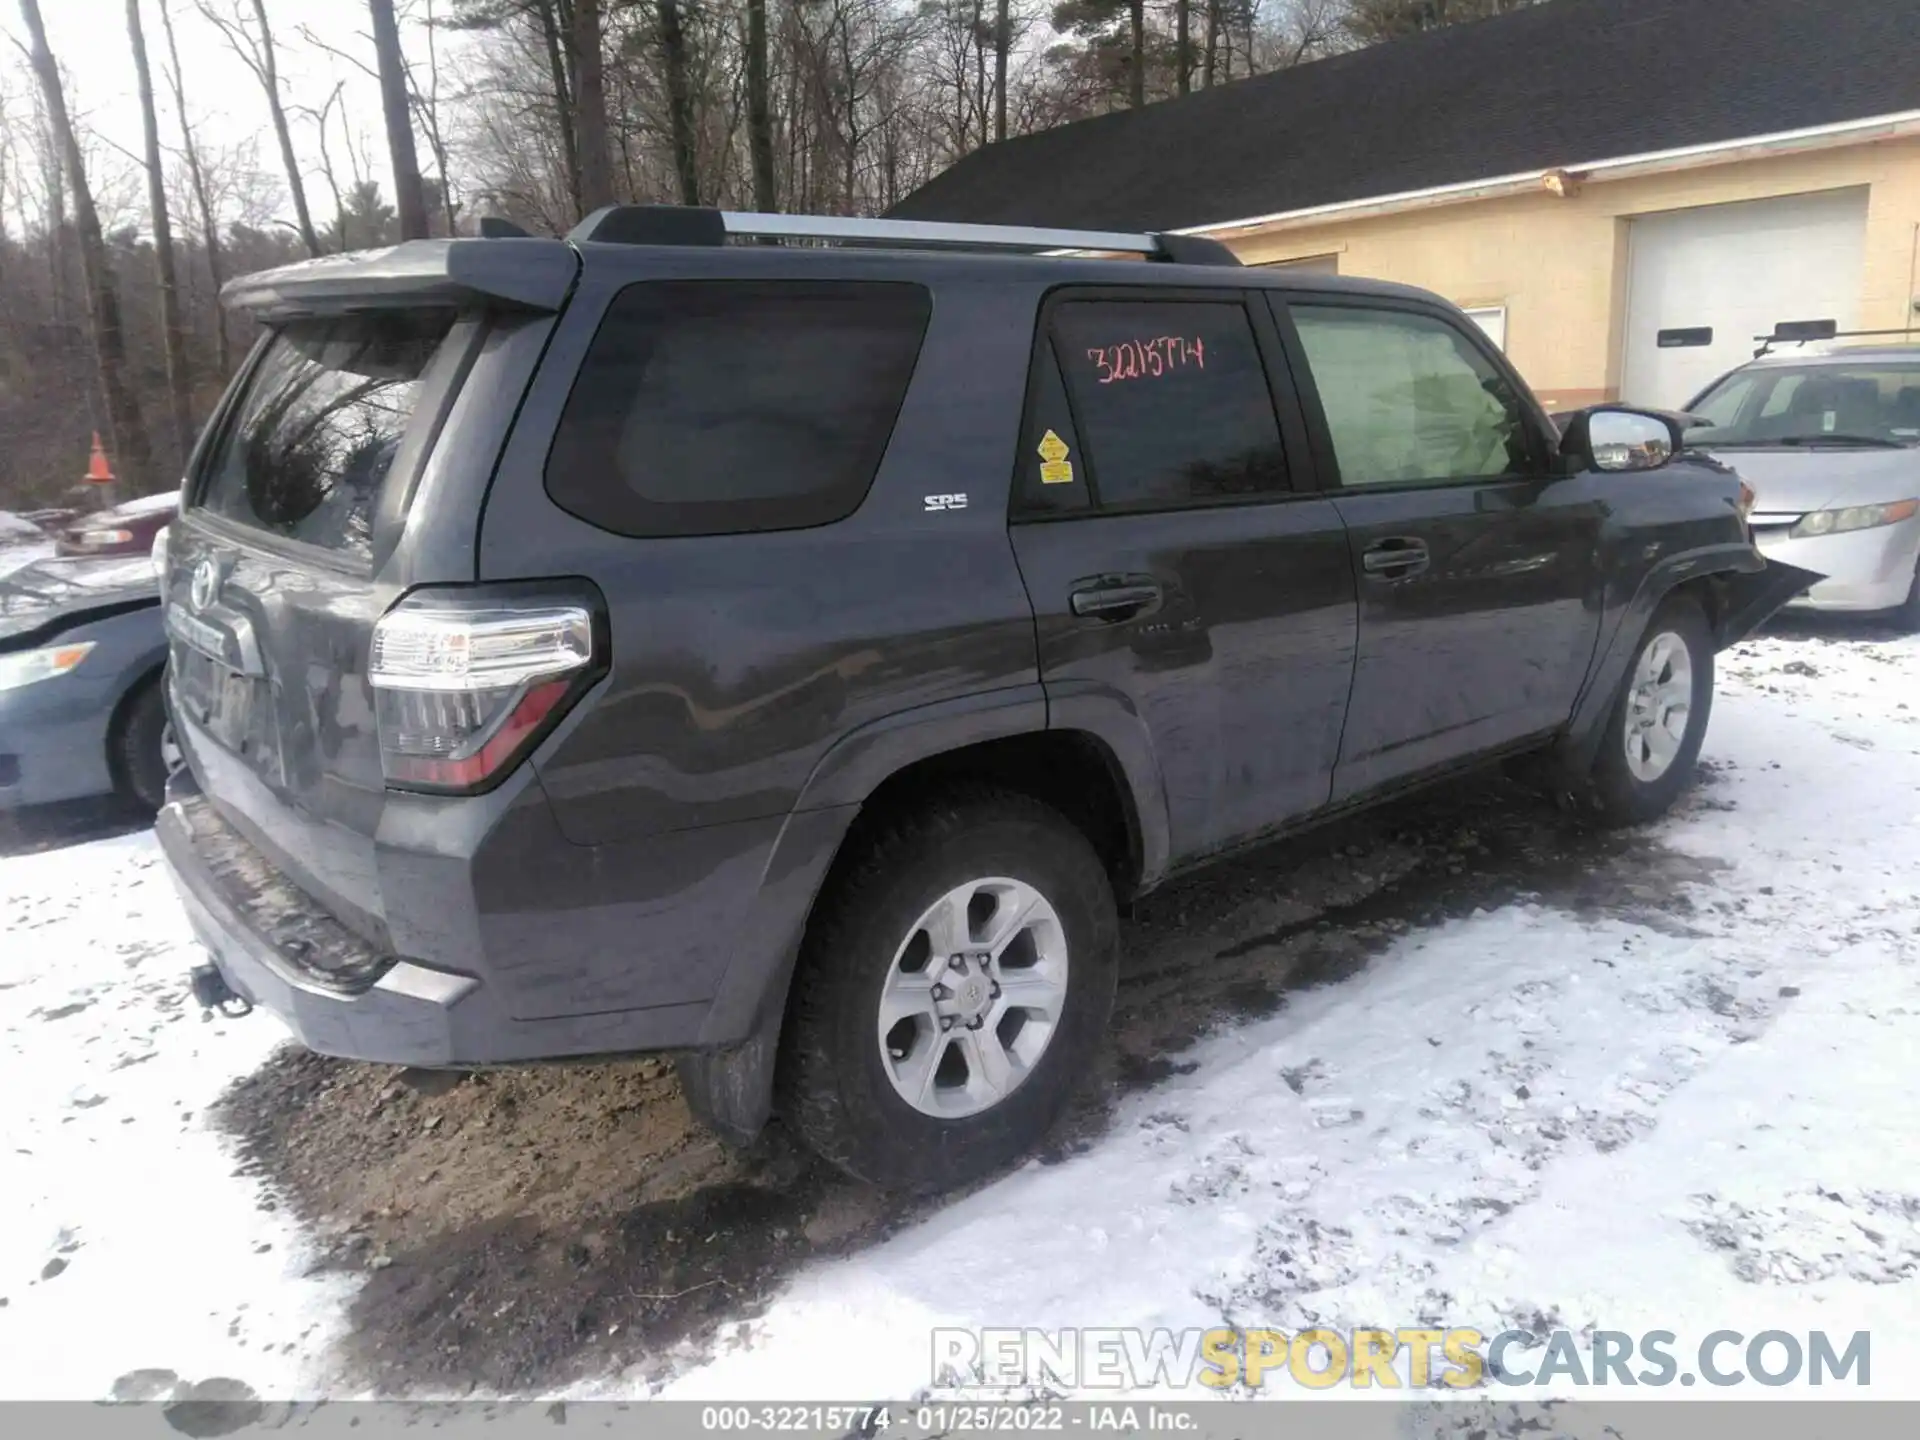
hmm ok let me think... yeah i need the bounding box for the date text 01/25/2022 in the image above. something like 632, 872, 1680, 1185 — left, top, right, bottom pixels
699, 1405, 1200, 1435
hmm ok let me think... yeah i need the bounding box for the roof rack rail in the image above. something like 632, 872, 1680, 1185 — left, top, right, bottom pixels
566, 205, 1241, 267
1752, 321, 1918, 357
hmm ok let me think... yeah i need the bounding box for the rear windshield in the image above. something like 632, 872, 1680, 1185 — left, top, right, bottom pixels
1687, 362, 1920, 447
195, 311, 455, 558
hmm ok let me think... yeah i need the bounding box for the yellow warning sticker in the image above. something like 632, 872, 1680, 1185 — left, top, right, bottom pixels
1037, 430, 1070, 465
1039, 459, 1074, 486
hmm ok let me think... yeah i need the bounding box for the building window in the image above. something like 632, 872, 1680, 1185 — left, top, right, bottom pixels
1462, 305, 1508, 351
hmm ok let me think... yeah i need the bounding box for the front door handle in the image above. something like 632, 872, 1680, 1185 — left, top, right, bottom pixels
1070, 578, 1164, 622
1361, 538, 1430, 579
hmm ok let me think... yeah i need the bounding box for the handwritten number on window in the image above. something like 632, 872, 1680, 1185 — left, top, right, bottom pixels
1084, 336, 1206, 385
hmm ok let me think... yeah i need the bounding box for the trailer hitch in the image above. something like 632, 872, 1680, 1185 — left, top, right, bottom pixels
189, 964, 253, 1019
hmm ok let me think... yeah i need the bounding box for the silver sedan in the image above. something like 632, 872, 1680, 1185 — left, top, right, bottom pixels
1685, 345, 1920, 627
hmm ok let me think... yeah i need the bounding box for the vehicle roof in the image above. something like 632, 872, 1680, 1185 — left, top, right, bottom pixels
222, 228, 1455, 322
572, 238, 1445, 305
1744, 344, 1920, 368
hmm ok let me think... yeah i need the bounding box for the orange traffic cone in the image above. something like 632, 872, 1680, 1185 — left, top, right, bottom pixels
84, 432, 115, 484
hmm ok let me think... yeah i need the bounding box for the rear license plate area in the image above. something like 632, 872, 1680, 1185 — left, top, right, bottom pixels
172, 642, 274, 766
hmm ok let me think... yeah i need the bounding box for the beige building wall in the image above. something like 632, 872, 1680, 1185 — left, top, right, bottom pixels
1223, 136, 1920, 411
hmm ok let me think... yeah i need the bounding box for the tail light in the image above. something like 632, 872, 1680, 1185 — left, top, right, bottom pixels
71, 528, 135, 548
369, 589, 604, 793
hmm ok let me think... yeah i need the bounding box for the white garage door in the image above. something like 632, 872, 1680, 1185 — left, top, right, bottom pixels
1619, 188, 1869, 409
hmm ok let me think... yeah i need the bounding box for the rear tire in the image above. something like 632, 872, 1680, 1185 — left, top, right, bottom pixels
112, 677, 170, 813
776, 788, 1118, 1192
1581, 596, 1714, 826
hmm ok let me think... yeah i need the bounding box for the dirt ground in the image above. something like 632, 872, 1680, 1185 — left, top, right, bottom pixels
213, 750, 1742, 1397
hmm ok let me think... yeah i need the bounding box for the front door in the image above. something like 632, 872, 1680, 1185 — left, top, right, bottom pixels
1009, 290, 1356, 860
1271, 296, 1606, 803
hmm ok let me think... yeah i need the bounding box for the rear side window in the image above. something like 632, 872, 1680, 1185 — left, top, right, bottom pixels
195, 311, 454, 560
1049, 299, 1288, 511
546, 281, 931, 538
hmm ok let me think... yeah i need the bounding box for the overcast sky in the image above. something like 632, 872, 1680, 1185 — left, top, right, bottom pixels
4, 0, 452, 234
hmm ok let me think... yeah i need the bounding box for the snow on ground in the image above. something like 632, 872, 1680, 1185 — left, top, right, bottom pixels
658, 630, 1920, 1402
2, 625, 1918, 1404
0, 829, 349, 1400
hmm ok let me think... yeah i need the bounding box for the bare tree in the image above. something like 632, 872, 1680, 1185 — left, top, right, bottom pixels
18, 0, 156, 495
124, 0, 194, 464
655, 0, 700, 204
402, 0, 459, 232
531, 0, 582, 213
746, 0, 777, 209
1174, 0, 1190, 93
299, 82, 351, 248
369, 0, 430, 238
1127, 0, 1144, 107
993, 0, 1009, 139
197, 0, 323, 256
572, 0, 614, 213
158, 0, 228, 374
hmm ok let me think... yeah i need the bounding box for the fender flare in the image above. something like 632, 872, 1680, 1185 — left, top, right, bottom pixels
678, 682, 1174, 1143
1556, 541, 1767, 775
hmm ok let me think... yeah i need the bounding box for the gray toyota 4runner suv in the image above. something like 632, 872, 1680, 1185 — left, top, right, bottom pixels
160, 208, 1809, 1192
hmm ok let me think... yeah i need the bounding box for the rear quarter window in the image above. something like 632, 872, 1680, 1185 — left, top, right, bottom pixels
544, 280, 931, 538
194, 311, 455, 561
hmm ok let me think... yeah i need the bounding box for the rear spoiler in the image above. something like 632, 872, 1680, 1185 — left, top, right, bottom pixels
221, 238, 579, 321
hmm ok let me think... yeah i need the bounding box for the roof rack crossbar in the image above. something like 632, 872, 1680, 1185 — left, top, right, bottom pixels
569, 205, 1241, 265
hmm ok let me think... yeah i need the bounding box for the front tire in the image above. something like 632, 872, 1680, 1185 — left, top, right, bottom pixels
777, 788, 1118, 1192
1887, 554, 1920, 633
112, 677, 171, 812
1582, 596, 1714, 826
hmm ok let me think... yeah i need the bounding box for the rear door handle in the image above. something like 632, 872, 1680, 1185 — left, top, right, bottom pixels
1070, 578, 1164, 622
1361, 538, 1430, 578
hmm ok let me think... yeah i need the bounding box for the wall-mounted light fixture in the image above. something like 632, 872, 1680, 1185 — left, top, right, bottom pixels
1541, 168, 1582, 200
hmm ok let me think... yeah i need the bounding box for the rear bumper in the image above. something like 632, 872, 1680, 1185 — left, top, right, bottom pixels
157, 769, 719, 1066
1754, 516, 1920, 612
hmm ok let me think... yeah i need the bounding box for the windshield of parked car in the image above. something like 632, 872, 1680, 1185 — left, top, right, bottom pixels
1686, 362, 1920, 447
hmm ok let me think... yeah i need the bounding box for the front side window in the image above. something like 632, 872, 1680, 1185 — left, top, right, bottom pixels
1289, 304, 1534, 487
195, 310, 454, 559
1049, 299, 1288, 511
1688, 372, 1756, 429
545, 281, 931, 537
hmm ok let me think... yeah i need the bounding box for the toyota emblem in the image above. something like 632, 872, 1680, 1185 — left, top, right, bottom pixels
189, 557, 220, 612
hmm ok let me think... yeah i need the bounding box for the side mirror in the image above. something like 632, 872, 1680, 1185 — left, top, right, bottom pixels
1559, 406, 1685, 474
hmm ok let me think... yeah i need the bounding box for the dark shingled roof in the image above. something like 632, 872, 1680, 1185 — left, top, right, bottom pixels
890, 0, 1920, 233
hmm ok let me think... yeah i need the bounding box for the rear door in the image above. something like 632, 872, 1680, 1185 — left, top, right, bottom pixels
1009, 288, 1356, 861
1269, 295, 1605, 803
164, 306, 531, 942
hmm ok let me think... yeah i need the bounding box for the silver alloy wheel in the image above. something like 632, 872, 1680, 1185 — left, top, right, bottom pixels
877, 876, 1069, 1120
1623, 629, 1694, 782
